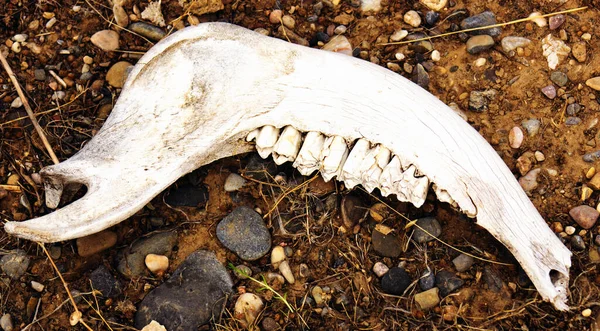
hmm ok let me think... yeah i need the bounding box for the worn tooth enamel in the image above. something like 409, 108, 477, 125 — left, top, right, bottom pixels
255, 125, 279, 159
379, 156, 403, 197
293, 131, 325, 175
433, 183, 458, 208
394, 165, 429, 207
272, 126, 302, 165
340, 138, 370, 189
361, 145, 391, 192
320, 136, 349, 181
246, 128, 260, 142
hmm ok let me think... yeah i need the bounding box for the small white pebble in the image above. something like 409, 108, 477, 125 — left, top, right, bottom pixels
403, 10, 421, 27
10, 97, 23, 108
46, 17, 57, 29
13, 34, 28, 42
395, 52, 405, 61
72, 5, 81, 12
508, 126, 524, 149
431, 50, 441, 62
334, 25, 347, 35
145, 254, 169, 275
389, 29, 408, 42
582, 308, 592, 317
474, 57, 487, 67
582, 33, 591, 41
31, 281, 44, 292
11, 42, 21, 53
82, 64, 90, 73
224, 173, 246, 192
373, 262, 389, 277
534, 151, 545, 162
528, 12, 547, 27
565, 226, 576, 235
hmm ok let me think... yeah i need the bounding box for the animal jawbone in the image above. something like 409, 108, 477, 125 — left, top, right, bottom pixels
3, 23, 571, 311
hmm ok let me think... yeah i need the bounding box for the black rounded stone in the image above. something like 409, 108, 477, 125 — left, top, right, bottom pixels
381, 267, 411, 295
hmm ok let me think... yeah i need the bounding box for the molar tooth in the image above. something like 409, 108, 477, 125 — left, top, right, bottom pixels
361, 145, 391, 192
272, 126, 302, 165
320, 136, 349, 182
246, 128, 260, 142
293, 131, 325, 175
433, 183, 458, 207
255, 125, 279, 159
394, 165, 429, 207
340, 138, 370, 189
379, 156, 403, 197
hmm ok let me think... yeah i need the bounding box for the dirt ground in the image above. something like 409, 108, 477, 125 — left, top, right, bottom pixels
2, 0, 600, 330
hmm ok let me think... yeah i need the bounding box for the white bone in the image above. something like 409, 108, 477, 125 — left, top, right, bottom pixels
293, 131, 325, 176
379, 156, 403, 197
4, 23, 571, 310
361, 145, 391, 193
255, 125, 279, 159
340, 138, 370, 189
394, 165, 429, 208
246, 128, 260, 142
319, 136, 349, 182
272, 126, 302, 165
433, 183, 459, 209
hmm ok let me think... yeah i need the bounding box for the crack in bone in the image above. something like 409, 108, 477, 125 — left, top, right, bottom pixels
361, 145, 391, 193
272, 126, 302, 165
256, 125, 279, 159
293, 131, 325, 176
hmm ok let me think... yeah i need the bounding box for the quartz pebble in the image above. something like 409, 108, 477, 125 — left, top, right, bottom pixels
373, 262, 389, 277
565, 226, 576, 235
509, 127, 523, 149
542, 34, 571, 70
534, 151, 545, 162
528, 12, 546, 27
474, 57, 486, 67
390, 29, 408, 42
224, 173, 246, 191
420, 0, 447, 11
404, 10, 422, 27
141, 321, 167, 331
31, 281, 44, 292
569, 205, 599, 229
431, 50, 441, 62
11, 42, 21, 53
501, 36, 531, 52
518, 168, 542, 192
145, 254, 169, 275
91, 30, 120, 51
10, 97, 23, 108
360, 0, 381, 12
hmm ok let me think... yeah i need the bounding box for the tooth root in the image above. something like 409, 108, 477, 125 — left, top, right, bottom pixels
293, 131, 325, 176
255, 125, 279, 159
394, 165, 429, 208
272, 126, 303, 165
379, 156, 403, 197
246, 128, 260, 142
361, 145, 391, 193
320, 136, 349, 182
340, 138, 370, 189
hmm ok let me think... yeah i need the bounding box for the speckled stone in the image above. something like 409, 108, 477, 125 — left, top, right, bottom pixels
216, 206, 271, 261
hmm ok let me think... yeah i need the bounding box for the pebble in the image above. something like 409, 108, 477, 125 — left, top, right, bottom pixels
234, 293, 263, 327
541, 85, 556, 99
419, 268, 436, 291
262, 317, 279, 331
589, 173, 600, 190
412, 64, 430, 89
584, 151, 600, 162
550, 71, 568, 87
360, 0, 381, 12
224, 173, 246, 192
373, 262, 389, 277
571, 235, 586, 251
13, 34, 27, 42
566, 103, 581, 116
91, 30, 120, 51
381, 267, 411, 295
518, 168, 541, 192
549, 14, 565, 30
431, 50, 441, 62
10, 97, 22, 108
586, 77, 600, 91
322, 35, 352, 56
76, 230, 117, 257
390, 29, 408, 42
135, 250, 233, 330
90, 265, 122, 298
141, 321, 167, 331
10, 42, 21, 53
528, 12, 546, 27
565, 117, 581, 126
165, 183, 208, 207
46, 17, 57, 29
582, 33, 592, 40
269, 9, 282, 24
501, 36, 531, 52
0, 314, 12, 331
216, 206, 271, 261
341, 195, 366, 228
404, 10, 422, 27
117, 231, 178, 278
521, 119, 541, 136
565, 225, 576, 235
420, 0, 447, 11
572, 42, 587, 62
435, 270, 464, 296
282, 15, 295, 29
414, 287, 440, 310
425, 11, 440, 27
582, 308, 592, 317
452, 254, 475, 272
34, 69, 46, 81
312, 286, 325, 306
128, 22, 166, 41
412, 217, 442, 243
106, 61, 133, 88
113, 4, 129, 28
372, 227, 402, 258
542, 34, 571, 70
474, 57, 486, 67
466, 35, 494, 54
460, 11, 501, 37
468, 89, 496, 112
482, 266, 504, 292
334, 25, 347, 35
0, 250, 30, 279
31, 281, 44, 292
509, 127, 524, 148
569, 205, 599, 229
145, 254, 169, 275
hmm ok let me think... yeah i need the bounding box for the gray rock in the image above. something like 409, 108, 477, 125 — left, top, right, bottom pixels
419, 267, 436, 291
452, 254, 475, 272
566, 103, 581, 116
571, 235, 586, 251
224, 173, 246, 192
468, 89, 497, 112
90, 265, 122, 298
381, 267, 411, 295
128, 22, 166, 41
565, 117, 581, 126
466, 35, 494, 54
584, 151, 600, 163
216, 206, 271, 261
134, 250, 233, 330
500, 36, 531, 52
80, 72, 93, 81
117, 231, 178, 278
549, 14, 565, 30
372, 229, 402, 258
425, 11, 440, 27
521, 119, 541, 136
460, 11, 501, 37
0, 249, 30, 279
412, 217, 442, 243
412, 64, 430, 89
483, 266, 504, 292
34, 69, 46, 81
435, 270, 464, 296
550, 71, 568, 87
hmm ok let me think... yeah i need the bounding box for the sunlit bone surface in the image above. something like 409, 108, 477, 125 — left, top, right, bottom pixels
4, 23, 571, 310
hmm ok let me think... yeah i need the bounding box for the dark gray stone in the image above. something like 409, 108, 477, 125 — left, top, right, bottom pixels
244, 154, 278, 181
117, 231, 177, 278
34, 69, 46, 81
412, 217, 442, 243
216, 206, 271, 261
460, 11, 501, 37
372, 229, 402, 258
566, 103, 581, 116
565, 117, 581, 126
435, 270, 464, 296
90, 265, 122, 298
452, 254, 475, 272
0, 249, 30, 279
412, 64, 430, 89
483, 266, 504, 292
550, 71, 568, 87
425, 11, 440, 27
584, 150, 600, 162
419, 268, 435, 291
165, 183, 208, 207
128, 22, 166, 41
381, 267, 411, 295
134, 250, 233, 331
571, 235, 586, 251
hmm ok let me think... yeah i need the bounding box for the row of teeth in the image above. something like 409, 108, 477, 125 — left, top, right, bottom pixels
246, 125, 458, 209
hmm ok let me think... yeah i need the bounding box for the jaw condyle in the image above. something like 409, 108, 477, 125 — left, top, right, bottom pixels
4, 22, 571, 310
